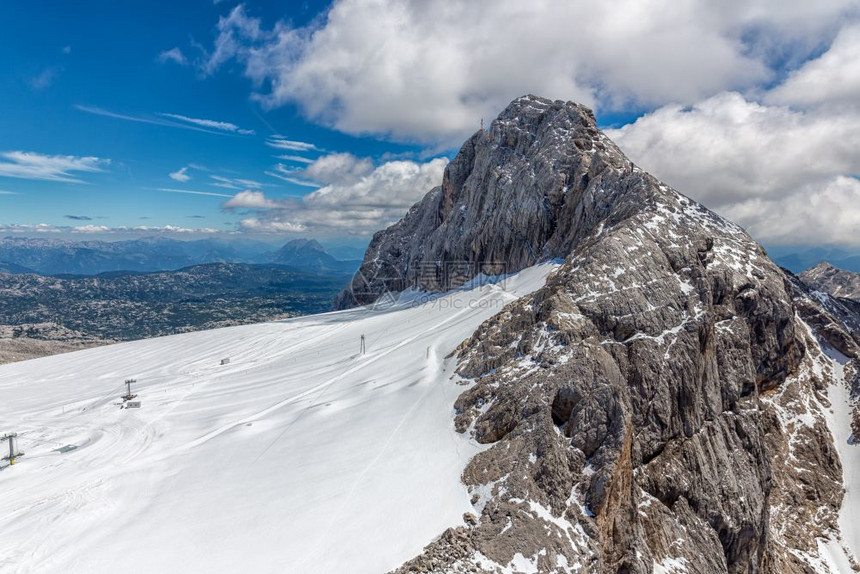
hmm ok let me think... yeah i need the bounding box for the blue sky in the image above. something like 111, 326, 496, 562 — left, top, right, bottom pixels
0, 0, 418, 243
2, 1, 859, 248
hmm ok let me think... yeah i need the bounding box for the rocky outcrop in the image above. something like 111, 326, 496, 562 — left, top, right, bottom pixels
377, 96, 860, 573
800, 262, 860, 301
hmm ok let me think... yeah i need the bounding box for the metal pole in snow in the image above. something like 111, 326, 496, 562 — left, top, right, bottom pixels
2, 433, 18, 463
123, 379, 137, 401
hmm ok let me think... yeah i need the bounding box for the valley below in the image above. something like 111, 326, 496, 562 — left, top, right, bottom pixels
0, 262, 351, 364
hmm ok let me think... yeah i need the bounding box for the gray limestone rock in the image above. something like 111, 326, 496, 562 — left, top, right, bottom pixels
800, 261, 860, 301
375, 96, 859, 574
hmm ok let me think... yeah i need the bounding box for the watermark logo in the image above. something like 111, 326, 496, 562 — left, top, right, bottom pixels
409, 260, 508, 292
349, 261, 407, 310
349, 259, 509, 310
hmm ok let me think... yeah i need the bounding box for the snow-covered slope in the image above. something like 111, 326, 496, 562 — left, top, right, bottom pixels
824, 346, 860, 572
0, 263, 558, 574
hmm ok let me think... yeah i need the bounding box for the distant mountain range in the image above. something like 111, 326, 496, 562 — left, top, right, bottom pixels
769, 245, 860, 273
0, 238, 361, 363
0, 236, 361, 276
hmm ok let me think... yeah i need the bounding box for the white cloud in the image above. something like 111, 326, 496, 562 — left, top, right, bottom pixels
223, 190, 277, 209
266, 135, 320, 152
303, 152, 373, 185
238, 218, 307, 233
0, 151, 108, 183
69, 224, 220, 234
200, 1, 859, 145
158, 47, 188, 65
159, 113, 255, 135
766, 23, 860, 109
0, 223, 222, 237
228, 154, 448, 235
720, 176, 860, 245
71, 225, 111, 233
169, 166, 192, 182
131, 225, 220, 234
0, 223, 62, 234
607, 91, 860, 246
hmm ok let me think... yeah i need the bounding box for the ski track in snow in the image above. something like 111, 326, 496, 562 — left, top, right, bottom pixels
0, 264, 558, 574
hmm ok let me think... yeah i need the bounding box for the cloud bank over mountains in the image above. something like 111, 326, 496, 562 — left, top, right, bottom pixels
199, 0, 860, 245
223, 154, 448, 236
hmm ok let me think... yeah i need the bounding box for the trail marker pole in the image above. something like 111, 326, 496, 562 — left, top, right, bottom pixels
360, 334, 366, 355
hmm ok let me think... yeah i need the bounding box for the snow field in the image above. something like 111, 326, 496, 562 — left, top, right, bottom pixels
0, 264, 558, 574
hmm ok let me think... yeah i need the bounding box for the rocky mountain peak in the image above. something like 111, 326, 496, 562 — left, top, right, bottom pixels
284, 237, 326, 251
800, 260, 860, 301
332, 95, 860, 572
274, 238, 327, 260
335, 95, 650, 308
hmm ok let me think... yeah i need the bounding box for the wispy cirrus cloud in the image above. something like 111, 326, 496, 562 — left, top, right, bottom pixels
0, 151, 108, 183
158, 47, 188, 65
266, 135, 320, 152
210, 175, 265, 190
76, 105, 253, 136
76, 105, 222, 134
29, 67, 61, 91
157, 187, 233, 198
264, 163, 320, 187
275, 154, 314, 164
159, 113, 255, 135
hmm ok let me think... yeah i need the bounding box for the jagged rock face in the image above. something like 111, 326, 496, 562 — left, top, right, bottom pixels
800, 261, 860, 301
429, 189, 808, 574
335, 96, 632, 309
383, 96, 860, 573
